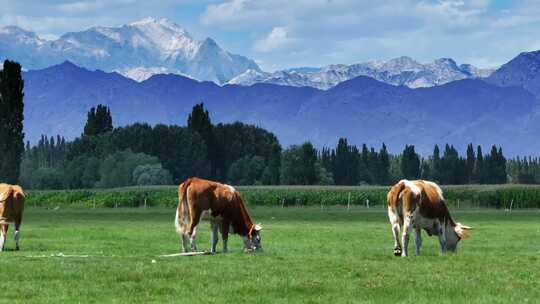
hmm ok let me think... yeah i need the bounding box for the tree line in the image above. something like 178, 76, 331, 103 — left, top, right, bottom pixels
18, 102, 520, 189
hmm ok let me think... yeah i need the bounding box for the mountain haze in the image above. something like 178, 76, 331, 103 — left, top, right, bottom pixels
487, 50, 540, 98
22, 61, 539, 156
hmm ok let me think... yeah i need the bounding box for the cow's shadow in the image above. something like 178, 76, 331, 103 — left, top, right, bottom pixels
1, 248, 19, 252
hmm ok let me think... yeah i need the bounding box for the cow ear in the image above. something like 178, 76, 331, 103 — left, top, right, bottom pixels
255, 223, 262, 231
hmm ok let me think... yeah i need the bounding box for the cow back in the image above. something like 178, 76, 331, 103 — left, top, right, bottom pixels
0, 184, 25, 222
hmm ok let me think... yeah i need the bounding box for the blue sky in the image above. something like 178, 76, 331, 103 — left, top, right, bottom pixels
0, 0, 539, 71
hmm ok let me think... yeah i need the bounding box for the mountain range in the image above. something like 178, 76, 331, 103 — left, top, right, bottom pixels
229, 57, 494, 90
21, 49, 540, 156
1, 18, 494, 89
0, 17, 260, 84
3, 18, 540, 156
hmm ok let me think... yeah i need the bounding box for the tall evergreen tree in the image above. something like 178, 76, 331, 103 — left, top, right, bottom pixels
378, 143, 390, 185
431, 145, 441, 182
0, 60, 25, 183
474, 145, 484, 183
486, 145, 499, 184
333, 138, 350, 185
440, 144, 461, 184
359, 144, 371, 183
497, 147, 507, 183
401, 145, 420, 179
84, 104, 113, 136
466, 143, 475, 183
187, 103, 217, 178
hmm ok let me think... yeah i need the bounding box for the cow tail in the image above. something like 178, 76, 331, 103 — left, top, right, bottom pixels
175, 181, 190, 235
0, 187, 14, 202
387, 180, 406, 208
13, 187, 25, 200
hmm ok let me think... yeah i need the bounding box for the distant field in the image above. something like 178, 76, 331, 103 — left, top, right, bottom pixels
25, 184, 540, 209
0, 207, 538, 303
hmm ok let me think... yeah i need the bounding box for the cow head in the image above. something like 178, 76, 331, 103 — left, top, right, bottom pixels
245, 223, 263, 251
445, 222, 472, 252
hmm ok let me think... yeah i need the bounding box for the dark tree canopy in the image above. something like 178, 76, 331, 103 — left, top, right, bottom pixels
84, 104, 113, 136
0, 60, 25, 183
18, 101, 523, 188
401, 145, 420, 180
187, 103, 217, 177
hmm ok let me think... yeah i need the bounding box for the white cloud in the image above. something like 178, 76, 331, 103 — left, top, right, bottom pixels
0, 0, 538, 71
254, 27, 293, 52
199, 0, 540, 71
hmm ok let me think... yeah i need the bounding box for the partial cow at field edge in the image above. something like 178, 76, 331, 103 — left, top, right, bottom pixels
0, 183, 25, 251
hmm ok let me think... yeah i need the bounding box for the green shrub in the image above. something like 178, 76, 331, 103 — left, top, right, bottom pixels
24, 185, 540, 209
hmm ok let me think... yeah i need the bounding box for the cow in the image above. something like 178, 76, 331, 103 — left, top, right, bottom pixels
0, 183, 25, 252
175, 177, 262, 253
387, 179, 471, 257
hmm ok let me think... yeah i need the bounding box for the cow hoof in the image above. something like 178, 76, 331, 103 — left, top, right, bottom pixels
393, 249, 402, 256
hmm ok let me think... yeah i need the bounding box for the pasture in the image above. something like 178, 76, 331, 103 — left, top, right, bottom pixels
1, 206, 539, 303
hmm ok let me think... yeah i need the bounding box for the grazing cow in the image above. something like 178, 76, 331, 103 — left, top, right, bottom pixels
0, 183, 25, 251
175, 177, 262, 253
387, 179, 471, 256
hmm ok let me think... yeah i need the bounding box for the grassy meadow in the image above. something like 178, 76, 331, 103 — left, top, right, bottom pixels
1, 206, 539, 303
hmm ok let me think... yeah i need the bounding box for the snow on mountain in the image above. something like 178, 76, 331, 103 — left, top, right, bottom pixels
117, 66, 198, 82
229, 56, 496, 90
0, 17, 261, 84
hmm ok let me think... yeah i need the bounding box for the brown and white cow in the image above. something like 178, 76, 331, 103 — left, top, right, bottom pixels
175, 177, 262, 253
0, 183, 25, 251
387, 179, 471, 257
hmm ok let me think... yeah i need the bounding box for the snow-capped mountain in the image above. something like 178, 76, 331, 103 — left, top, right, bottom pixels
229, 56, 495, 89
0, 17, 261, 84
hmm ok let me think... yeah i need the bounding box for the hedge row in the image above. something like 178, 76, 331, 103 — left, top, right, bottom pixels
24, 184, 540, 209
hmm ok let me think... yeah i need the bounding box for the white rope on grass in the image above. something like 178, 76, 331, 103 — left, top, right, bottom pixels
24, 252, 92, 258
22, 251, 216, 259
159, 251, 213, 257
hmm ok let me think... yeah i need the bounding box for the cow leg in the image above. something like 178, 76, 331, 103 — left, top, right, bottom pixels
188, 209, 203, 252
190, 226, 200, 251
415, 228, 422, 256
14, 219, 21, 251
177, 217, 191, 252
181, 233, 190, 253
438, 220, 448, 253
0, 225, 7, 252
210, 219, 219, 254
388, 207, 402, 256
401, 213, 413, 257
221, 220, 230, 253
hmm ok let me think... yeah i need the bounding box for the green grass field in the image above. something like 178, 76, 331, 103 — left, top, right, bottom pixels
1, 207, 539, 303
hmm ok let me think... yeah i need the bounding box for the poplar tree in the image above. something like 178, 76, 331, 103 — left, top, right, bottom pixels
401, 145, 420, 179
0, 60, 25, 183
188, 103, 217, 178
